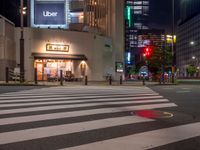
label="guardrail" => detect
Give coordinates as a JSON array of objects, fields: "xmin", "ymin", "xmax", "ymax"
[{"xmin": 5, "ymin": 67, "xmax": 25, "ymax": 83}]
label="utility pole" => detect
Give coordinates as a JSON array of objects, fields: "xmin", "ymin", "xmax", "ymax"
[
  {"xmin": 171, "ymin": 0, "xmax": 175, "ymax": 83},
  {"xmin": 20, "ymin": 0, "xmax": 25, "ymax": 82}
]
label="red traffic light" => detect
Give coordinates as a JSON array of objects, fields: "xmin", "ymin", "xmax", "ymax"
[{"xmin": 144, "ymin": 47, "xmax": 152, "ymax": 58}]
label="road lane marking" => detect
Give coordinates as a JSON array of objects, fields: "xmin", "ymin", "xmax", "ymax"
[
  {"xmin": 64, "ymin": 122, "xmax": 200, "ymax": 150},
  {"xmin": 0, "ymin": 94, "xmax": 160, "ymax": 102},
  {"xmin": 0, "ymin": 103, "xmax": 177, "ymax": 117},
  {"xmin": 0, "ymin": 100, "xmax": 173, "ymax": 126},
  {"xmin": 0, "ymin": 92, "xmax": 157, "ymax": 98},
  {"xmin": 0, "ymin": 116, "xmax": 154, "ymax": 145},
  {"xmin": 0, "ymin": 97, "xmax": 165, "ymax": 107}
]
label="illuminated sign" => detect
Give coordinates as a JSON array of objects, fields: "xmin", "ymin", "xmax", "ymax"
[
  {"xmin": 126, "ymin": 52, "xmax": 132, "ymax": 65},
  {"xmin": 43, "ymin": 11, "xmax": 58, "ymax": 17},
  {"xmin": 46, "ymin": 44, "xmax": 69, "ymax": 52},
  {"xmin": 166, "ymin": 35, "xmax": 176, "ymax": 44},
  {"xmin": 34, "ymin": 2, "xmax": 65, "ymax": 25},
  {"xmin": 126, "ymin": 6, "xmax": 132, "ymax": 27},
  {"xmin": 30, "ymin": 0, "xmax": 70, "ymax": 28},
  {"xmin": 116, "ymin": 62, "xmax": 124, "ymax": 73}
]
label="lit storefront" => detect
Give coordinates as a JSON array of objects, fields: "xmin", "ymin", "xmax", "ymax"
[
  {"xmin": 31, "ymin": 43, "xmax": 87, "ymax": 81},
  {"xmin": 33, "ymin": 52, "xmax": 87, "ymax": 81}
]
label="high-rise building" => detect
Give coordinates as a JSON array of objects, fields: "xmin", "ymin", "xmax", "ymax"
[
  {"xmin": 177, "ymin": 0, "xmax": 200, "ymax": 77},
  {"xmin": 124, "ymin": 0, "xmax": 149, "ymax": 75},
  {"xmin": 180, "ymin": 0, "xmax": 200, "ymax": 22}
]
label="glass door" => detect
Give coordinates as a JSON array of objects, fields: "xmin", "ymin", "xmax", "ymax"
[{"xmin": 36, "ymin": 63, "xmax": 44, "ymax": 81}]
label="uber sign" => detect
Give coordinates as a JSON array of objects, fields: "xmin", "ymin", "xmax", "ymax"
[
  {"xmin": 43, "ymin": 11, "xmax": 58, "ymax": 17},
  {"xmin": 34, "ymin": 2, "xmax": 65, "ymax": 25}
]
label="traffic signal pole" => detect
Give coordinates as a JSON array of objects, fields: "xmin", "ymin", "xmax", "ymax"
[{"xmin": 171, "ymin": 0, "xmax": 175, "ymax": 83}]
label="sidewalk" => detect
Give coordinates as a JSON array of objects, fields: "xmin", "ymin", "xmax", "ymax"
[
  {"xmin": 177, "ymin": 79, "xmax": 200, "ymax": 84},
  {"xmin": 0, "ymin": 80, "xmax": 160, "ymax": 87}
]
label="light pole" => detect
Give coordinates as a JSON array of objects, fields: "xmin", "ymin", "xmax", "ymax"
[
  {"xmin": 171, "ymin": 0, "xmax": 175, "ymax": 83},
  {"xmin": 192, "ymin": 56, "xmax": 200, "ymax": 77},
  {"xmin": 20, "ymin": 0, "xmax": 25, "ymax": 82}
]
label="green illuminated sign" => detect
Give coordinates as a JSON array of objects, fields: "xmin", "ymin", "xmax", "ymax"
[{"xmin": 125, "ymin": 6, "xmax": 132, "ymax": 27}]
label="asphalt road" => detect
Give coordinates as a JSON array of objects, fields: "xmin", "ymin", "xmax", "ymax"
[
  {"xmin": 148, "ymin": 84, "xmax": 200, "ymax": 150},
  {"xmin": 149, "ymin": 84, "xmax": 200, "ymax": 121},
  {"xmin": 0, "ymin": 85, "xmax": 199, "ymax": 150},
  {"xmin": 0, "ymin": 86, "xmax": 48, "ymax": 94}
]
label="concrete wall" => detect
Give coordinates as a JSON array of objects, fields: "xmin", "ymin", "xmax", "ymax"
[
  {"xmin": 0, "ymin": 16, "xmax": 16, "ymax": 81},
  {"xmin": 15, "ymin": 28, "xmax": 114, "ymax": 81},
  {"xmin": 110, "ymin": 0, "xmax": 124, "ymax": 80}
]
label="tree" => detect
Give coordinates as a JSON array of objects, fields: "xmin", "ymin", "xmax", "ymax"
[
  {"xmin": 147, "ymin": 46, "xmax": 172, "ymax": 75},
  {"xmin": 186, "ymin": 65, "xmax": 197, "ymax": 77}
]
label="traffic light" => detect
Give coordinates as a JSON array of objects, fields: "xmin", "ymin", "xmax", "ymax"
[{"xmin": 143, "ymin": 47, "xmax": 152, "ymax": 58}]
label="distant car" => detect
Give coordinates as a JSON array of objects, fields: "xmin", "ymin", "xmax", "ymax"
[{"xmin": 139, "ymin": 71, "xmax": 149, "ymax": 79}]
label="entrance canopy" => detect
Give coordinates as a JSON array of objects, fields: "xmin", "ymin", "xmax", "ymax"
[{"xmin": 32, "ymin": 53, "xmax": 87, "ymax": 60}]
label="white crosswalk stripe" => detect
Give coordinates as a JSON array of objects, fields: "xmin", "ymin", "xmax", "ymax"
[
  {"xmin": 0, "ymin": 116, "xmax": 154, "ymax": 145},
  {"xmin": 63, "ymin": 122, "xmax": 200, "ymax": 150},
  {"xmin": 0, "ymin": 86, "xmax": 191, "ymax": 150}
]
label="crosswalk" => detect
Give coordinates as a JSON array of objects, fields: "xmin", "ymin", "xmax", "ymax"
[{"xmin": 0, "ymin": 86, "xmax": 198, "ymax": 150}]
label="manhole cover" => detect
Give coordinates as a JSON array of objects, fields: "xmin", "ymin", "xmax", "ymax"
[{"xmin": 132, "ymin": 110, "xmax": 173, "ymax": 119}]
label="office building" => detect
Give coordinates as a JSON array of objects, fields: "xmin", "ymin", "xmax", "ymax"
[
  {"xmin": 180, "ymin": 0, "xmax": 200, "ymax": 22},
  {"xmin": 124, "ymin": 0, "xmax": 149, "ymax": 75},
  {"xmin": 177, "ymin": 0, "xmax": 200, "ymax": 77}
]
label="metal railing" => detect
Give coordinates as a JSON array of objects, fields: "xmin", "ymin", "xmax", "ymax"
[{"xmin": 5, "ymin": 67, "xmax": 25, "ymax": 83}]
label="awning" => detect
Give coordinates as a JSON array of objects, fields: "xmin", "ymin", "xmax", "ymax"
[{"xmin": 32, "ymin": 53, "xmax": 87, "ymax": 60}]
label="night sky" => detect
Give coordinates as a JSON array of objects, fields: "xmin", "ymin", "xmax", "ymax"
[
  {"xmin": 0, "ymin": 0, "xmax": 180, "ymax": 32},
  {"xmin": 149, "ymin": 0, "xmax": 180, "ymax": 33},
  {"xmin": 0, "ymin": 0, "xmax": 20, "ymax": 23}
]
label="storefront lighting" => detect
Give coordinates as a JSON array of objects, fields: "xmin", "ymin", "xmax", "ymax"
[{"xmin": 81, "ymin": 61, "xmax": 86, "ymax": 65}]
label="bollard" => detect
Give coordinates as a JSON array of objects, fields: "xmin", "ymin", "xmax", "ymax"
[
  {"xmin": 5, "ymin": 67, "xmax": 9, "ymax": 83},
  {"xmin": 85, "ymin": 76, "xmax": 88, "ymax": 85},
  {"xmin": 142, "ymin": 75, "xmax": 145, "ymax": 86},
  {"xmin": 109, "ymin": 76, "xmax": 112, "ymax": 85},
  {"xmin": 60, "ymin": 70, "xmax": 63, "ymax": 86},
  {"xmin": 120, "ymin": 75, "xmax": 123, "ymax": 85},
  {"xmin": 34, "ymin": 68, "xmax": 38, "ymax": 85}
]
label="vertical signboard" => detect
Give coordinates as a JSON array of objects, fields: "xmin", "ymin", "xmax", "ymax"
[{"xmin": 115, "ymin": 62, "xmax": 124, "ymax": 73}]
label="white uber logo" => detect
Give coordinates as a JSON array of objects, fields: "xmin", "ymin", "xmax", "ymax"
[{"xmin": 43, "ymin": 11, "xmax": 58, "ymax": 17}]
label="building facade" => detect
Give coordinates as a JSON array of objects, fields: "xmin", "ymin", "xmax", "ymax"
[
  {"xmin": 177, "ymin": 14, "xmax": 200, "ymax": 77},
  {"xmin": 180, "ymin": 0, "xmax": 200, "ymax": 22},
  {"xmin": 137, "ymin": 29, "xmax": 165, "ymax": 63},
  {"xmin": 0, "ymin": 15, "xmax": 16, "ymax": 81},
  {"xmin": 124, "ymin": 0, "xmax": 149, "ymax": 76},
  {"xmin": 13, "ymin": 0, "xmax": 124, "ymax": 82},
  {"xmin": 177, "ymin": 0, "xmax": 200, "ymax": 77}
]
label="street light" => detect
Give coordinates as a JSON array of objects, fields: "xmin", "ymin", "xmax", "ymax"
[
  {"xmin": 190, "ymin": 41, "xmax": 195, "ymax": 46},
  {"xmin": 191, "ymin": 56, "xmax": 200, "ymax": 77},
  {"xmin": 20, "ymin": 0, "xmax": 26, "ymax": 82},
  {"xmin": 171, "ymin": 0, "xmax": 175, "ymax": 83},
  {"xmin": 192, "ymin": 56, "xmax": 196, "ymax": 60}
]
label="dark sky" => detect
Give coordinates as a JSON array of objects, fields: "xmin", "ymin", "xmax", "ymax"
[
  {"xmin": 149, "ymin": 0, "xmax": 180, "ymax": 33},
  {"xmin": 0, "ymin": 0, "xmax": 21, "ymax": 25},
  {"xmin": 0, "ymin": 0, "xmax": 180, "ymax": 32}
]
